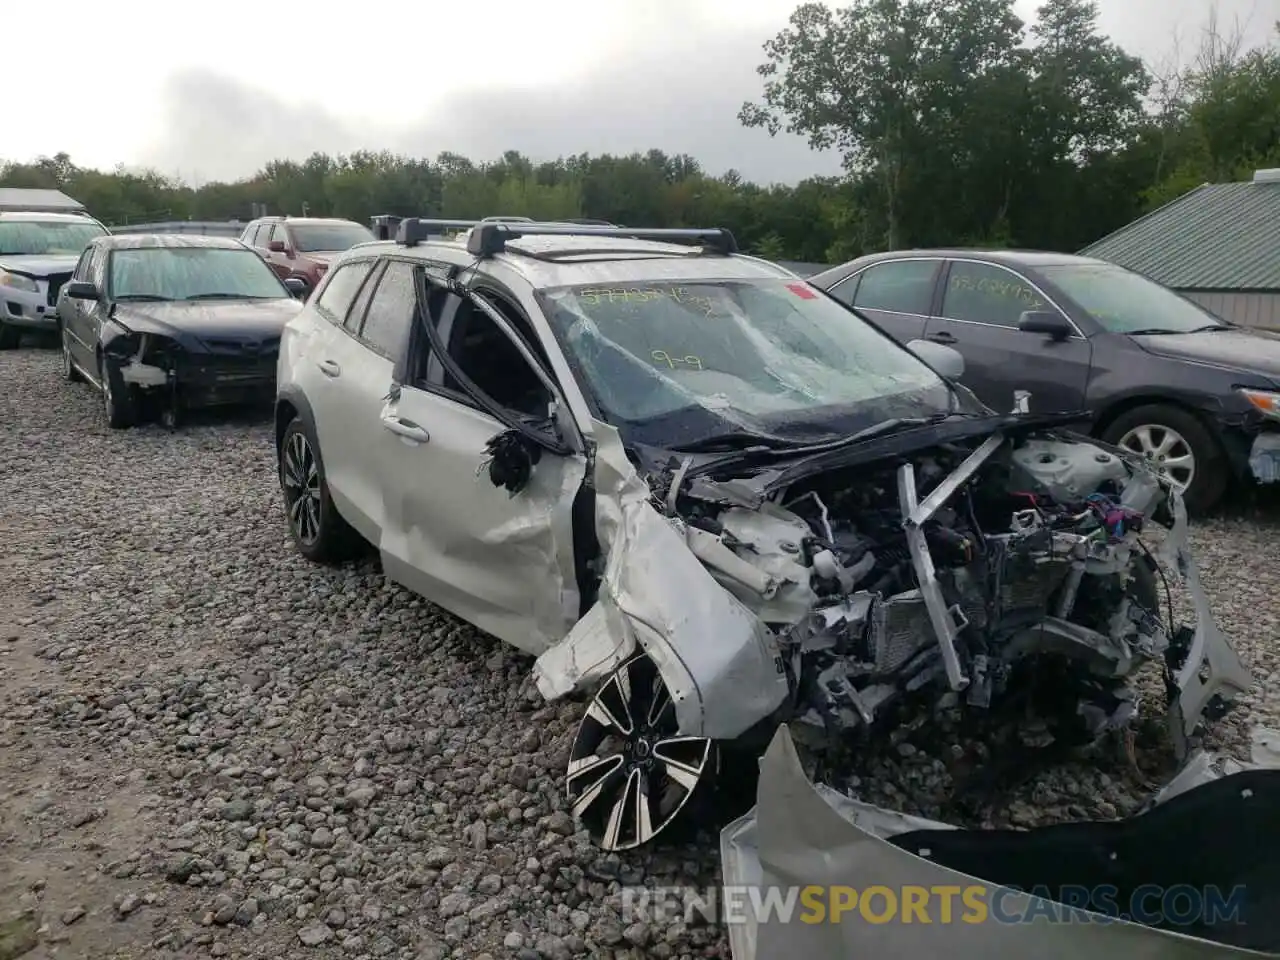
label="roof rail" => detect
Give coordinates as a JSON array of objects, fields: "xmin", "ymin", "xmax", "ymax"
[
  {"xmin": 394, "ymin": 218, "xmax": 482, "ymax": 247},
  {"xmin": 461, "ymin": 222, "xmax": 738, "ymax": 257}
]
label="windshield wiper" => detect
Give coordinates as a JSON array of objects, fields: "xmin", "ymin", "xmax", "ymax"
[
  {"xmin": 114, "ymin": 294, "xmax": 173, "ymax": 302},
  {"xmin": 670, "ymin": 431, "xmax": 832, "ymax": 453},
  {"xmin": 1188, "ymin": 324, "xmax": 1230, "ymax": 333},
  {"xmin": 184, "ymin": 293, "xmax": 259, "ymax": 301},
  {"xmin": 1126, "ymin": 328, "xmax": 1183, "ymax": 335}
]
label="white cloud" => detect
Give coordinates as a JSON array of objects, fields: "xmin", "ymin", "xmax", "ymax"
[{"xmin": 6, "ymin": 0, "xmax": 1275, "ymax": 184}]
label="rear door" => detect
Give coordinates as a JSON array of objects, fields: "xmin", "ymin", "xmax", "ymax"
[
  {"xmin": 375, "ymin": 270, "xmax": 586, "ymax": 655},
  {"xmin": 825, "ymin": 258, "xmax": 941, "ymax": 344},
  {"xmin": 925, "ymin": 259, "xmax": 1093, "ymax": 414},
  {"xmin": 298, "ymin": 257, "xmax": 385, "ymax": 540}
]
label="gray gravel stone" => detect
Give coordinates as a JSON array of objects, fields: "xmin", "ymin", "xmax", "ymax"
[{"xmin": 1, "ymin": 345, "xmax": 1277, "ymax": 959}]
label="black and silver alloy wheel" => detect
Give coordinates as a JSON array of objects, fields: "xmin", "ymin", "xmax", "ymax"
[
  {"xmin": 282, "ymin": 430, "xmax": 322, "ymax": 545},
  {"xmin": 567, "ymin": 653, "xmax": 715, "ymax": 851}
]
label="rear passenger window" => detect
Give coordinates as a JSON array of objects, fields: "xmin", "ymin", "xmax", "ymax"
[
  {"xmin": 241, "ymin": 224, "xmax": 260, "ymax": 246},
  {"xmin": 358, "ymin": 261, "xmax": 416, "ymax": 358},
  {"xmin": 314, "ymin": 261, "xmax": 373, "ymax": 326},
  {"xmin": 853, "ymin": 260, "xmax": 938, "ymax": 315}
]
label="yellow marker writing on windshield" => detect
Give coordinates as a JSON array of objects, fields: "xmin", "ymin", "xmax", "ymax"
[{"xmin": 651, "ymin": 350, "xmax": 703, "ymax": 370}]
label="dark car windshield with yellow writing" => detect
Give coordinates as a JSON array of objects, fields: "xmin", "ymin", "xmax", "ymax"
[{"xmin": 537, "ymin": 279, "xmax": 957, "ymax": 441}]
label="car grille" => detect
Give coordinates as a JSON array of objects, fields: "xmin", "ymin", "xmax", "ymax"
[
  {"xmin": 192, "ymin": 336, "xmax": 280, "ymax": 383},
  {"xmin": 45, "ymin": 273, "xmax": 72, "ymax": 306}
]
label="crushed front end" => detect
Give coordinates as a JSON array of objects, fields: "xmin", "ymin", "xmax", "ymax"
[
  {"xmin": 536, "ymin": 416, "xmax": 1252, "ymax": 849},
  {"xmin": 100, "ymin": 316, "xmax": 279, "ymax": 425}
]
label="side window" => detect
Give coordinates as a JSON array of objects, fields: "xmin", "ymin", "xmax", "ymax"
[
  {"xmin": 357, "ymin": 261, "xmax": 416, "ymax": 358},
  {"xmin": 89, "ymin": 247, "xmax": 109, "ymax": 288},
  {"xmin": 313, "ymin": 261, "xmax": 373, "ymax": 326},
  {"xmin": 249, "ymin": 224, "xmax": 264, "ymax": 247},
  {"xmin": 942, "ymin": 262, "xmax": 1048, "ymax": 328},
  {"xmin": 72, "ymin": 248, "xmax": 93, "ymax": 281},
  {"xmin": 441, "ymin": 295, "xmax": 553, "ymax": 419},
  {"xmin": 239, "ymin": 224, "xmax": 256, "ymax": 246},
  {"xmin": 344, "ymin": 260, "xmax": 385, "ymax": 333},
  {"xmin": 827, "ymin": 272, "xmax": 861, "ymax": 308},
  {"xmin": 852, "ymin": 260, "xmax": 938, "ymax": 315}
]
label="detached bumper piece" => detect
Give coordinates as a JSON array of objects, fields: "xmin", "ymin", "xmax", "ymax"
[{"xmin": 721, "ymin": 725, "xmax": 1280, "ymax": 960}]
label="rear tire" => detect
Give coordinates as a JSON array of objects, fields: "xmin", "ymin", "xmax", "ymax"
[
  {"xmin": 278, "ymin": 416, "xmax": 361, "ymax": 564},
  {"xmin": 61, "ymin": 326, "xmax": 83, "ymax": 383},
  {"xmin": 1100, "ymin": 403, "xmax": 1227, "ymax": 513}
]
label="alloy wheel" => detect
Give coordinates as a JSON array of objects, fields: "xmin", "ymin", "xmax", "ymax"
[
  {"xmin": 566, "ymin": 653, "xmax": 714, "ymax": 851},
  {"xmin": 282, "ymin": 431, "xmax": 322, "ymax": 545},
  {"xmin": 62, "ymin": 332, "xmax": 73, "ymax": 378},
  {"xmin": 1117, "ymin": 423, "xmax": 1195, "ymax": 494}
]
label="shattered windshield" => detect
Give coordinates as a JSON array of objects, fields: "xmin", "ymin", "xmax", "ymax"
[
  {"xmin": 538, "ymin": 279, "xmax": 958, "ymax": 443},
  {"xmin": 108, "ymin": 247, "xmax": 290, "ymax": 301},
  {"xmin": 0, "ymin": 219, "xmax": 107, "ymax": 256}
]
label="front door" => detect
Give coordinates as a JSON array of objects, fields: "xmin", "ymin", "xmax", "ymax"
[
  {"xmin": 925, "ymin": 260, "xmax": 1093, "ymax": 415},
  {"xmin": 65, "ymin": 244, "xmax": 109, "ymax": 375},
  {"xmin": 376, "ymin": 283, "xmax": 586, "ymax": 655}
]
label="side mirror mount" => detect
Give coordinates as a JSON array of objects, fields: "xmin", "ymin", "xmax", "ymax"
[
  {"xmin": 1018, "ymin": 310, "xmax": 1072, "ymax": 340},
  {"xmin": 283, "ymin": 277, "xmax": 307, "ymax": 299},
  {"xmin": 268, "ymin": 240, "xmax": 287, "ymax": 254},
  {"xmin": 65, "ymin": 280, "xmax": 100, "ymax": 301},
  {"xmin": 907, "ymin": 339, "xmax": 965, "ymax": 380}
]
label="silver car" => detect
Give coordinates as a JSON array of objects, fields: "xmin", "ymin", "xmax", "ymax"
[
  {"xmin": 274, "ymin": 220, "xmax": 1250, "ymax": 852},
  {"xmin": 0, "ymin": 211, "xmax": 109, "ymax": 348}
]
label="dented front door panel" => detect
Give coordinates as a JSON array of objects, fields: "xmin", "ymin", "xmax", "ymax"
[{"xmin": 376, "ymin": 383, "xmax": 586, "ymax": 656}]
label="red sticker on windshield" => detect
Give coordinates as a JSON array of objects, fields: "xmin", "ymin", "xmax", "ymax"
[{"xmin": 787, "ymin": 283, "xmax": 817, "ymax": 299}]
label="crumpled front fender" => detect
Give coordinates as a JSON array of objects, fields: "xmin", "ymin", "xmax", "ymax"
[{"xmin": 532, "ymin": 423, "xmax": 789, "ymax": 741}]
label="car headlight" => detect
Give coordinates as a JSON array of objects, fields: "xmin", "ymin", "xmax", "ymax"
[
  {"xmin": 1240, "ymin": 388, "xmax": 1280, "ymax": 421},
  {"xmin": 0, "ymin": 270, "xmax": 39, "ymax": 294}
]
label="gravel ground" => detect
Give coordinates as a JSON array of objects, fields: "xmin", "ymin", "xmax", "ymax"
[{"xmin": 1, "ymin": 341, "xmax": 1278, "ymax": 960}]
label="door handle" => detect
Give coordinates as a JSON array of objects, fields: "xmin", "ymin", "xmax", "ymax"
[
  {"xmin": 317, "ymin": 359, "xmax": 341, "ymax": 378},
  {"xmin": 927, "ymin": 332, "xmax": 958, "ymax": 345},
  {"xmin": 380, "ymin": 414, "xmax": 430, "ymax": 443}
]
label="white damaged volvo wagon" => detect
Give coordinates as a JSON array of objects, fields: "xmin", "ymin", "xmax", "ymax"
[{"xmin": 274, "ymin": 219, "xmax": 1251, "ymax": 853}]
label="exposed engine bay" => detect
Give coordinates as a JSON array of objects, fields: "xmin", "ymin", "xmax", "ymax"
[{"xmin": 647, "ymin": 428, "xmax": 1243, "ymax": 758}]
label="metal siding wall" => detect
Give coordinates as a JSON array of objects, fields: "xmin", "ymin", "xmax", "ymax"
[{"xmin": 1182, "ymin": 290, "xmax": 1280, "ymax": 331}]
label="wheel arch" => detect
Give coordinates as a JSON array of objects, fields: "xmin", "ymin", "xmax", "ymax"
[{"xmin": 1092, "ymin": 393, "xmax": 1222, "ymax": 447}]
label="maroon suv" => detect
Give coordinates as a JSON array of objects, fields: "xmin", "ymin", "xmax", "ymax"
[{"xmin": 239, "ymin": 217, "xmax": 375, "ymax": 298}]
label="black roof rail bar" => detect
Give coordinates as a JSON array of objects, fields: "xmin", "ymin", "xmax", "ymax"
[
  {"xmin": 465, "ymin": 223, "xmax": 738, "ymax": 257},
  {"xmin": 395, "ymin": 218, "xmax": 482, "ymax": 247}
]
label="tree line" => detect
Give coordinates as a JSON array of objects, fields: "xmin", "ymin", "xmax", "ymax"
[{"xmin": 2, "ymin": 0, "xmax": 1277, "ymax": 265}]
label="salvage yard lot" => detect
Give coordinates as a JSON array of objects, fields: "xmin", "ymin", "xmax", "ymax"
[{"xmin": 1, "ymin": 342, "xmax": 1279, "ymax": 960}]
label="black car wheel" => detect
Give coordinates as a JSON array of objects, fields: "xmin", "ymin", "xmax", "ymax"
[
  {"xmin": 278, "ymin": 417, "xmax": 360, "ymax": 563},
  {"xmin": 99, "ymin": 357, "xmax": 136, "ymax": 429},
  {"xmin": 61, "ymin": 326, "xmax": 83, "ymax": 383},
  {"xmin": 566, "ymin": 653, "xmax": 717, "ymax": 851},
  {"xmin": 0, "ymin": 323, "xmax": 19, "ymax": 350},
  {"xmin": 1101, "ymin": 403, "xmax": 1227, "ymax": 513}
]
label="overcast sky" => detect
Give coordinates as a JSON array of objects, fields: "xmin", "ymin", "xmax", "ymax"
[{"xmin": 6, "ymin": 0, "xmax": 1276, "ymax": 186}]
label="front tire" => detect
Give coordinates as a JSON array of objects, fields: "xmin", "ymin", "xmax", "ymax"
[
  {"xmin": 99, "ymin": 357, "xmax": 136, "ymax": 429},
  {"xmin": 0, "ymin": 323, "xmax": 19, "ymax": 350},
  {"xmin": 566, "ymin": 653, "xmax": 717, "ymax": 851},
  {"xmin": 1101, "ymin": 403, "xmax": 1227, "ymax": 513},
  {"xmin": 278, "ymin": 417, "xmax": 360, "ymax": 564}
]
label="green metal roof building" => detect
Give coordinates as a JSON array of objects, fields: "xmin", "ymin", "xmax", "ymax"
[{"xmin": 1079, "ymin": 168, "xmax": 1280, "ymax": 331}]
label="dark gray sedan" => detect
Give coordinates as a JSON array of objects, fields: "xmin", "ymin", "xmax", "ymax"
[{"xmin": 808, "ymin": 250, "xmax": 1280, "ymax": 511}]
